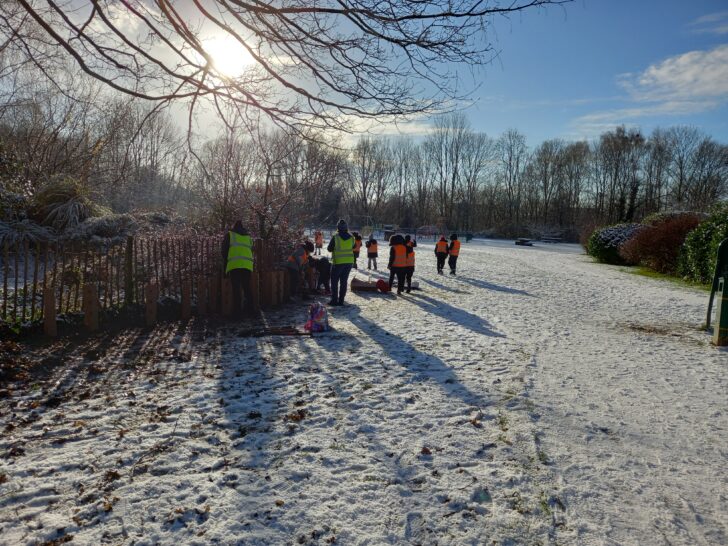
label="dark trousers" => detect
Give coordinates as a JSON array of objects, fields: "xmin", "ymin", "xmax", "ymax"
[
  {"xmin": 288, "ymin": 268, "xmax": 300, "ymax": 297},
  {"xmin": 448, "ymin": 255, "xmax": 459, "ymax": 273},
  {"xmin": 317, "ymin": 269, "xmax": 331, "ymax": 291},
  {"xmin": 230, "ymin": 268, "xmax": 252, "ymax": 317},
  {"xmin": 331, "ymin": 263, "xmax": 353, "ymax": 303},
  {"xmin": 353, "ymin": 252, "xmax": 360, "ymax": 269},
  {"xmin": 389, "ymin": 267, "xmax": 406, "ymax": 293},
  {"xmin": 405, "ymin": 266, "xmax": 414, "ymax": 291},
  {"xmin": 436, "ymin": 253, "xmax": 447, "ymax": 272}
]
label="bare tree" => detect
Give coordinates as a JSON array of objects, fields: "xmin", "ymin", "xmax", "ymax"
[
  {"xmin": 348, "ymin": 136, "xmax": 391, "ymax": 222},
  {"xmin": 1, "ymin": 0, "xmax": 570, "ymax": 134}
]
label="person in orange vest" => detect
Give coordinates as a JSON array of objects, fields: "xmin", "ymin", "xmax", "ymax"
[
  {"xmin": 388, "ymin": 234, "xmax": 410, "ymax": 295},
  {"xmin": 286, "ymin": 240, "xmax": 314, "ymax": 300},
  {"xmin": 314, "ymin": 230, "xmax": 324, "ymax": 255},
  {"xmin": 448, "ymin": 233, "xmax": 461, "ymax": 275},
  {"xmin": 435, "ymin": 235, "xmax": 449, "ymax": 275},
  {"xmin": 404, "ymin": 237, "xmax": 416, "ymax": 293},
  {"xmin": 365, "ymin": 233, "xmax": 378, "ymax": 270},
  {"xmin": 352, "ymin": 232, "xmax": 363, "ymax": 269}
]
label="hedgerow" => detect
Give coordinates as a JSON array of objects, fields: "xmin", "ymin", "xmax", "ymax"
[{"xmin": 587, "ymin": 223, "xmax": 643, "ymax": 265}]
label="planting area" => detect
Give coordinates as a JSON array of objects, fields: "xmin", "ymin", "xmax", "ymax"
[{"xmin": 1, "ymin": 240, "xmax": 726, "ymax": 545}]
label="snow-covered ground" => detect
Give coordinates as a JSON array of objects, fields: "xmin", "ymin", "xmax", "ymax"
[{"xmin": 1, "ymin": 239, "xmax": 726, "ymax": 545}]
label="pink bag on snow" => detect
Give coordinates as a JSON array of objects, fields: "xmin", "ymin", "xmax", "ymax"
[{"xmin": 304, "ymin": 302, "xmax": 329, "ymax": 332}]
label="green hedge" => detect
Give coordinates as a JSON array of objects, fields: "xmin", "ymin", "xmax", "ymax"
[
  {"xmin": 587, "ymin": 223, "xmax": 643, "ymax": 265},
  {"xmin": 679, "ymin": 203, "xmax": 728, "ymax": 284}
]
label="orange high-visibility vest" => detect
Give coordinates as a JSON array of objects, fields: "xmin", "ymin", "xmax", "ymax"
[
  {"xmin": 287, "ymin": 249, "xmax": 309, "ymax": 267},
  {"xmin": 436, "ymin": 240, "xmax": 448, "ymax": 253},
  {"xmin": 392, "ymin": 245, "xmax": 407, "ymax": 267},
  {"xmin": 406, "ymin": 248, "xmax": 415, "ymax": 267},
  {"xmin": 368, "ymin": 242, "xmax": 378, "ymax": 254},
  {"xmin": 450, "ymin": 240, "xmax": 461, "ymax": 256},
  {"xmin": 315, "ymin": 232, "xmax": 323, "ymax": 246},
  {"xmin": 354, "ymin": 239, "xmax": 362, "ymax": 252}
]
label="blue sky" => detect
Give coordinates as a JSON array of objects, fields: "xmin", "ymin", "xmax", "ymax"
[{"xmin": 453, "ymin": 0, "xmax": 728, "ymax": 145}]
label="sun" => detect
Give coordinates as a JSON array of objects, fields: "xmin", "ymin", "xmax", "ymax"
[{"xmin": 203, "ymin": 34, "xmax": 254, "ymax": 78}]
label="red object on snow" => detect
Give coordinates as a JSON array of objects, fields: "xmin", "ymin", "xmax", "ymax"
[{"xmin": 376, "ymin": 279, "xmax": 390, "ymax": 293}]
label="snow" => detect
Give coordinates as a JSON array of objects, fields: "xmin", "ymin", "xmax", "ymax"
[{"xmin": 1, "ymin": 239, "xmax": 726, "ymax": 545}]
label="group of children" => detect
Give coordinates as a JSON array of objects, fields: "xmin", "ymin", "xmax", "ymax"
[
  {"xmin": 305, "ymin": 228, "xmax": 462, "ymax": 300},
  {"xmin": 224, "ymin": 222, "xmax": 464, "ymax": 315}
]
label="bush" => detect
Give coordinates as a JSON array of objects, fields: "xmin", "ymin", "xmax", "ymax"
[
  {"xmin": 63, "ymin": 214, "xmax": 138, "ymax": 246},
  {"xmin": 0, "ymin": 188, "xmax": 30, "ymax": 222},
  {"xmin": 587, "ymin": 223, "xmax": 643, "ymax": 265},
  {"xmin": 32, "ymin": 177, "xmax": 110, "ymax": 231},
  {"xmin": 679, "ymin": 203, "xmax": 728, "ymax": 284},
  {"xmin": 0, "ymin": 219, "xmax": 55, "ymax": 247},
  {"xmin": 619, "ymin": 213, "xmax": 703, "ymax": 275}
]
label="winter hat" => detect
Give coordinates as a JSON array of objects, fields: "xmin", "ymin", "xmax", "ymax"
[
  {"xmin": 450, "ymin": 233, "xmax": 458, "ymax": 240},
  {"xmin": 304, "ymin": 241, "xmax": 315, "ymax": 253},
  {"xmin": 337, "ymin": 219, "xmax": 348, "ymax": 231}
]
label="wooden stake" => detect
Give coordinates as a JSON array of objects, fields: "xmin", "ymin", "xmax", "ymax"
[
  {"xmin": 82, "ymin": 283, "xmax": 99, "ymax": 332},
  {"xmin": 31, "ymin": 243, "xmax": 40, "ymax": 320},
  {"xmin": 2, "ymin": 241, "xmax": 8, "ymax": 321},
  {"xmin": 21, "ymin": 240, "xmax": 29, "ymax": 322},
  {"xmin": 43, "ymin": 286, "xmax": 57, "ymax": 337},
  {"xmin": 196, "ymin": 276, "xmax": 208, "ymax": 316},
  {"xmin": 145, "ymin": 282, "xmax": 159, "ymax": 327},
  {"xmin": 221, "ymin": 276, "xmax": 233, "ymax": 317},
  {"xmin": 181, "ymin": 280, "xmax": 192, "ymax": 320},
  {"xmin": 124, "ymin": 236, "xmax": 133, "ymax": 307}
]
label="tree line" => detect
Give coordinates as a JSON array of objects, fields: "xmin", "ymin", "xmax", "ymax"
[{"xmin": 1, "ymin": 63, "xmax": 726, "ymax": 240}]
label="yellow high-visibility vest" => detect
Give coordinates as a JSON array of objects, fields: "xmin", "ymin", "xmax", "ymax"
[
  {"xmin": 332, "ymin": 234, "xmax": 354, "ymax": 265},
  {"xmin": 226, "ymin": 232, "xmax": 254, "ymax": 273}
]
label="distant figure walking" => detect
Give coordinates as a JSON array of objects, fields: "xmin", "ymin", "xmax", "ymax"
[
  {"xmin": 405, "ymin": 238, "xmax": 415, "ymax": 293},
  {"xmin": 221, "ymin": 220, "xmax": 254, "ymax": 318},
  {"xmin": 314, "ymin": 230, "xmax": 324, "ymax": 255},
  {"xmin": 448, "ymin": 233, "xmax": 461, "ymax": 275},
  {"xmin": 435, "ymin": 235, "xmax": 449, "ymax": 275},
  {"xmin": 353, "ymin": 232, "xmax": 363, "ymax": 269},
  {"xmin": 365, "ymin": 234, "xmax": 378, "ymax": 270},
  {"xmin": 388, "ymin": 234, "xmax": 409, "ymax": 295},
  {"xmin": 327, "ymin": 219, "xmax": 355, "ymax": 306}
]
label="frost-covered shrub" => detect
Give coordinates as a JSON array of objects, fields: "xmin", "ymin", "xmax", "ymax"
[
  {"xmin": 63, "ymin": 214, "xmax": 138, "ymax": 246},
  {"xmin": 619, "ymin": 213, "xmax": 703, "ymax": 275},
  {"xmin": 0, "ymin": 188, "xmax": 30, "ymax": 221},
  {"xmin": 133, "ymin": 211, "xmax": 171, "ymax": 227},
  {"xmin": 32, "ymin": 177, "xmax": 110, "ymax": 231},
  {"xmin": 587, "ymin": 223, "xmax": 643, "ymax": 265},
  {"xmin": 0, "ymin": 219, "xmax": 55, "ymax": 247},
  {"xmin": 679, "ymin": 203, "xmax": 728, "ymax": 284}
]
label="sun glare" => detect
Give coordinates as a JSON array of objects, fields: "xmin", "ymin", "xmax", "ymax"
[{"xmin": 203, "ymin": 34, "xmax": 254, "ymax": 78}]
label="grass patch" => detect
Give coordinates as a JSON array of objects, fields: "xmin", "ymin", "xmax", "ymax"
[{"xmin": 624, "ymin": 267, "xmax": 710, "ymax": 291}]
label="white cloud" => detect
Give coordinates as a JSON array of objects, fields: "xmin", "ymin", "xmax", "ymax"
[
  {"xmin": 689, "ymin": 11, "xmax": 728, "ymax": 35},
  {"xmin": 570, "ymin": 45, "xmax": 728, "ymax": 138}
]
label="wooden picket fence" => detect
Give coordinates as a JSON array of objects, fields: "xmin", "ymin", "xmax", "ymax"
[{"xmin": 1, "ymin": 234, "xmax": 294, "ymax": 335}]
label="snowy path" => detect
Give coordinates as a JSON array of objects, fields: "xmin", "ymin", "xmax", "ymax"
[{"xmin": 1, "ymin": 240, "xmax": 726, "ymax": 545}]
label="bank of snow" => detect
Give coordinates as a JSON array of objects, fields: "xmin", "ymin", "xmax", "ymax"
[{"xmin": 1, "ymin": 239, "xmax": 725, "ymax": 545}]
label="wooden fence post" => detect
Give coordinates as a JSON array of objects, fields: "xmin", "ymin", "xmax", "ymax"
[
  {"xmin": 82, "ymin": 283, "xmax": 99, "ymax": 332},
  {"xmin": 43, "ymin": 287, "xmax": 57, "ymax": 337},
  {"xmin": 251, "ymin": 271, "xmax": 260, "ymax": 312},
  {"xmin": 221, "ymin": 276, "xmax": 233, "ymax": 317},
  {"xmin": 208, "ymin": 275, "xmax": 220, "ymax": 314},
  {"xmin": 181, "ymin": 280, "xmax": 192, "ymax": 320},
  {"xmin": 145, "ymin": 282, "xmax": 159, "ymax": 327},
  {"xmin": 124, "ymin": 236, "xmax": 134, "ymax": 306},
  {"xmin": 196, "ymin": 276, "xmax": 208, "ymax": 316}
]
